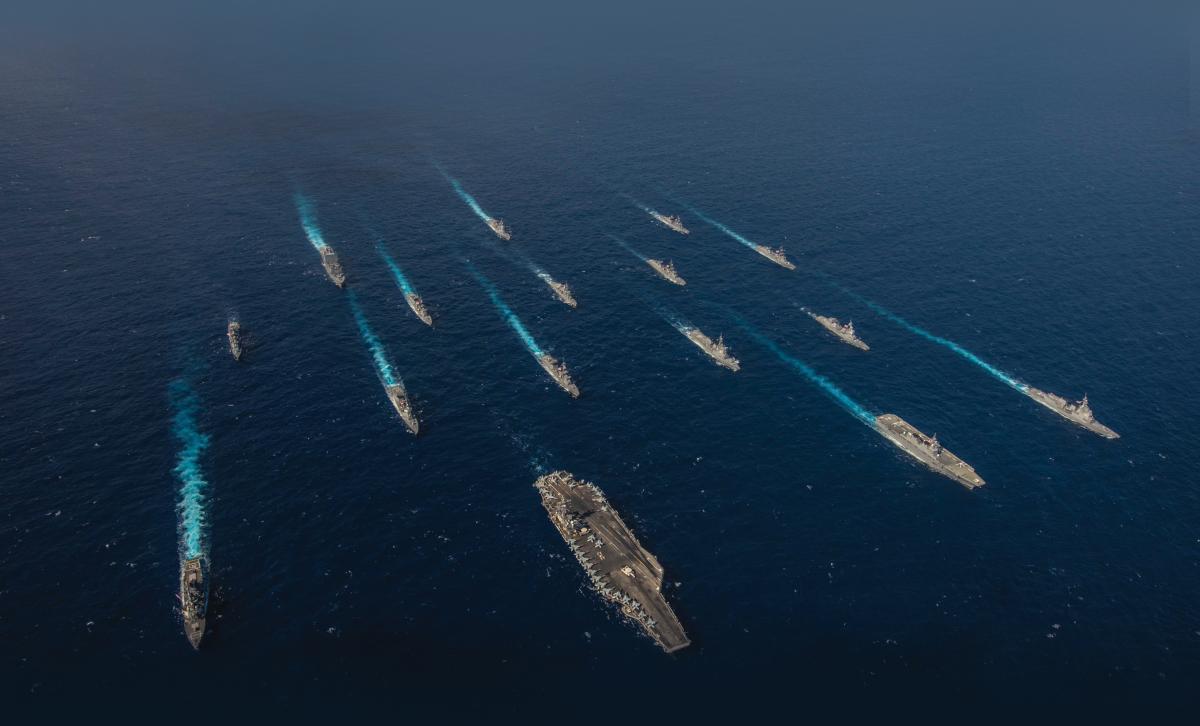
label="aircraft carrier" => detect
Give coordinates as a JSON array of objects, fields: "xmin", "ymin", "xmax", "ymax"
[
  {"xmin": 754, "ymin": 244, "xmax": 796, "ymax": 270},
  {"xmin": 541, "ymin": 275, "xmax": 578, "ymax": 308},
  {"xmin": 1024, "ymin": 388, "xmax": 1118, "ymax": 439},
  {"xmin": 650, "ymin": 211, "xmax": 690, "ymax": 235},
  {"xmin": 386, "ymin": 382, "xmax": 420, "ymax": 435},
  {"xmin": 805, "ymin": 309, "xmax": 869, "ymax": 350},
  {"xmin": 538, "ymin": 354, "xmax": 580, "ymax": 397},
  {"xmin": 647, "ymin": 259, "xmax": 686, "ymax": 286},
  {"xmin": 487, "ymin": 218, "xmax": 512, "ymax": 241},
  {"xmin": 227, "ymin": 320, "xmax": 243, "ymax": 361},
  {"xmin": 319, "ymin": 246, "xmax": 347, "ymax": 287},
  {"xmin": 180, "ymin": 556, "xmax": 208, "ymax": 650},
  {"xmin": 405, "ymin": 293, "xmax": 433, "ymax": 327},
  {"xmin": 874, "ymin": 414, "xmax": 985, "ymax": 490},
  {"xmin": 683, "ymin": 327, "xmax": 740, "ymax": 371},
  {"xmin": 535, "ymin": 471, "xmax": 690, "ymax": 653}
]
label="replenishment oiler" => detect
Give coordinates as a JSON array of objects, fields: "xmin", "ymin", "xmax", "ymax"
[
  {"xmin": 647, "ymin": 259, "xmax": 686, "ymax": 286},
  {"xmin": 180, "ymin": 556, "xmax": 209, "ymax": 650},
  {"xmin": 535, "ymin": 471, "xmax": 690, "ymax": 653},
  {"xmin": 227, "ymin": 320, "xmax": 243, "ymax": 361},
  {"xmin": 386, "ymin": 382, "xmax": 420, "ymax": 435},
  {"xmin": 487, "ymin": 218, "xmax": 512, "ymax": 241},
  {"xmin": 538, "ymin": 353, "xmax": 580, "ymax": 397},
  {"xmin": 405, "ymin": 293, "xmax": 433, "ymax": 327},
  {"xmin": 1024, "ymin": 389, "xmax": 1118, "ymax": 439},
  {"xmin": 874, "ymin": 414, "xmax": 985, "ymax": 490},
  {"xmin": 320, "ymin": 246, "xmax": 347, "ymax": 287},
  {"xmin": 754, "ymin": 244, "xmax": 796, "ymax": 270},
  {"xmin": 650, "ymin": 211, "xmax": 690, "ymax": 235},
  {"xmin": 804, "ymin": 309, "xmax": 869, "ymax": 351},
  {"xmin": 683, "ymin": 326, "xmax": 740, "ymax": 371}
]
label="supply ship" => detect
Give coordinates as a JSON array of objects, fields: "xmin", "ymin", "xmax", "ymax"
[
  {"xmin": 1024, "ymin": 388, "xmax": 1118, "ymax": 439},
  {"xmin": 405, "ymin": 292, "xmax": 433, "ymax": 327},
  {"xmin": 227, "ymin": 321, "xmax": 243, "ymax": 361},
  {"xmin": 487, "ymin": 218, "xmax": 512, "ymax": 241},
  {"xmin": 647, "ymin": 259, "xmax": 686, "ymax": 286},
  {"xmin": 180, "ymin": 556, "xmax": 209, "ymax": 650},
  {"xmin": 540, "ymin": 274, "xmax": 578, "ymax": 308},
  {"xmin": 320, "ymin": 246, "xmax": 347, "ymax": 287},
  {"xmin": 874, "ymin": 414, "xmax": 985, "ymax": 490},
  {"xmin": 650, "ymin": 211, "xmax": 689, "ymax": 235},
  {"xmin": 682, "ymin": 327, "xmax": 740, "ymax": 371},
  {"xmin": 535, "ymin": 471, "xmax": 690, "ymax": 653},
  {"xmin": 386, "ymin": 382, "xmax": 420, "ymax": 435},
  {"xmin": 805, "ymin": 309, "xmax": 869, "ymax": 351},
  {"xmin": 538, "ymin": 353, "xmax": 580, "ymax": 397},
  {"xmin": 754, "ymin": 244, "xmax": 796, "ymax": 270}
]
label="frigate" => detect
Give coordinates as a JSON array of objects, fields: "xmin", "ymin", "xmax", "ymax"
[
  {"xmin": 538, "ymin": 353, "xmax": 580, "ymax": 397},
  {"xmin": 805, "ymin": 309, "xmax": 869, "ymax": 350},
  {"xmin": 1024, "ymin": 388, "xmax": 1118, "ymax": 439},
  {"xmin": 647, "ymin": 259, "xmax": 686, "ymax": 286},
  {"xmin": 227, "ymin": 320, "xmax": 243, "ymax": 361},
  {"xmin": 754, "ymin": 244, "xmax": 796, "ymax": 270},
  {"xmin": 650, "ymin": 211, "xmax": 689, "ymax": 235},
  {"xmin": 540, "ymin": 275, "xmax": 578, "ymax": 308},
  {"xmin": 319, "ymin": 246, "xmax": 346, "ymax": 287},
  {"xmin": 487, "ymin": 218, "xmax": 512, "ymax": 241},
  {"xmin": 682, "ymin": 327, "xmax": 740, "ymax": 371},
  {"xmin": 875, "ymin": 414, "xmax": 985, "ymax": 490},
  {"xmin": 405, "ymin": 293, "xmax": 433, "ymax": 327},
  {"xmin": 386, "ymin": 382, "xmax": 420, "ymax": 435},
  {"xmin": 180, "ymin": 556, "xmax": 208, "ymax": 650}
]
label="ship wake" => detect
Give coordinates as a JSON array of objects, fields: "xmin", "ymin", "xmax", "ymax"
[
  {"xmin": 169, "ymin": 378, "xmax": 211, "ymax": 561},
  {"xmin": 437, "ymin": 165, "xmax": 493, "ymax": 224},
  {"xmin": 294, "ymin": 192, "xmax": 330, "ymax": 252},
  {"xmin": 348, "ymin": 291, "xmax": 402, "ymax": 388},
  {"xmin": 377, "ymin": 244, "xmax": 416, "ymax": 296},
  {"xmin": 466, "ymin": 262, "xmax": 545, "ymax": 358},
  {"xmin": 607, "ymin": 233, "xmax": 649, "ymax": 263}
]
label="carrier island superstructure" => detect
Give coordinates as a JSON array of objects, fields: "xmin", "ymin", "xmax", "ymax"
[
  {"xmin": 536, "ymin": 471, "xmax": 690, "ymax": 653},
  {"xmin": 874, "ymin": 414, "xmax": 985, "ymax": 490}
]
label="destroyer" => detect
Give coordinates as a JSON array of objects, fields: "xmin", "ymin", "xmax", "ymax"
[
  {"xmin": 535, "ymin": 471, "xmax": 690, "ymax": 653},
  {"xmin": 487, "ymin": 218, "xmax": 512, "ymax": 241},
  {"xmin": 540, "ymin": 275, "xmax": 578, "ymax": 308},
  {"xmin": 227, "ymin": 320, "xmax": 243, "ymax": 361},
  {"xmin": 320, "ymin": 246, "xmax": 346, "ymax": 287},
  {"xmin": 874, "ymin": 414, "xmax": 985, "ymax": 490},
  {"xmin": 386, "ymin": 382, "xmax": 420, "ymax": 435},
  {"xmin": 754, "ymin": 244, "xmax": 796, "ymax": 270},
  {"xmin": 1024, "ymin": 388, "xmax": 1118, "ymax": 439},
  {"xmin": 537, "ymin": 353, "xmax": 580, "ymax": 397},
  {"xmin": 682, "ymin": 326, "xmax": 740, "ymax": 371},
  {"xmin": 180, "ymin": 556, "xmax": 208, "ymax": 650},
  {"xmin": 804, "ymin": 309, "xmax": 868, "ymax": 351},
  {"xmin": 650, "ymin": 211, "xmax": 689, "ymax": 235},
  {"xmin": 405, "ymin": 292, "xmax": 433, "ymax": 327},
  {"xmin": 647, "ymin": 259, "xmax": 686, "ymax": 286}
]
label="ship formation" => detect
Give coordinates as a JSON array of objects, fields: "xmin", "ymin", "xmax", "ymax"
[
  {"xmin": 874, "ymin": 414, "xmax": 985, "ymax": 490},
  {"xmin": 805, "ymin": 309, "xmax": 869, "ymax": 351},
  {"xmin": 226, "ymin": 320, "xmax": 243, "ymax": 361},
  {"xmin": 320, "ymin": 246, "xmax": 347, "ymax": 287},
  {"xmin": 538, "ymin": 353, "xmax": 580, "ymax": 397},
  {"xmin": 647, "ymin": 258, "xmax": 686, "ymax": 286},
  {"xmin": 650, "ymin": 211, "xmax": 690, "ymax": 235},
  {"xmin": 180, "ymin": 556, "xmax": 209, "ymax": 650},
  {"xmin": 535, "ymin": 471, "xmax": 690, "ymax": 653},
  {"xmin": 487, "ymin": 218, "xmax": 512, "ymax": 241},
  {"xmin": 386, "ymin": 382, "xmax": 420, "ymax": 435},
  {"xmin": 405, "ymin": 292, "xmax": 433, "ymax": 327},
  {"xmin": 1024, "ymin": 389, "xmax": 1118, "ymax": 439},
  {"xmin": 754, "ymin": 243, "xmax": 796, "ymax": 270},
  {"xmin": 682, "ymin": 326, "xmax": 740, "ymax": 371}
]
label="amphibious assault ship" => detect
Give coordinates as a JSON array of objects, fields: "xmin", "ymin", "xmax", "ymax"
[
  {"xmin": 805, "ymin": 309, "xmax": 869, "ymax": 351},
  {"xmin": 487, "ymin": 218, "xmax": 512, "ymax": 241},
  {"xmin": 180, "ymin": 556, "xmax": 208, "ymax": 650},
  {"xmin": 754, "ymin": 244, "xmax": 796, "ymax": 270},
  {"xmin": 647, "ymin": 259, "xmax": 686, "ymax": 286},
  {"xmin": 535, "ymin": 471, "xmax": 690, "ymax": 653},
  {"xmin": 319, "ymin": 246, "xmax": 346, "ymax": 287},
  {"xmin": 405, "ymin": 293, "xmax": 433, "ymax": 327},
  {"xmin": 682, "ymin": 327, "xmax": 740, "ymax": 371},
  {"xmin": 541, "ymin": 275, "xmax": 578, "ymax": 308},
  {"xmin": 650, "ymin": 211, "xmax": 689, "ymax": 235},
  {"xmin": 1024, "ymin": 388, "xmax": 1118, "ymax": 439},
  {"xmin": 386, "ymin": 382, "xmax": 420, "ymax": 435},
  {"xmin": 874, "ymin": 414, "xmax": 985, "ymax": 490},
  {"xmin": 538, "ymin": 353, "xmax": 580, "ymax": 397},
  {"xmin": 227, "ymin": 320, "xmax": 243, "ymax": 361}
]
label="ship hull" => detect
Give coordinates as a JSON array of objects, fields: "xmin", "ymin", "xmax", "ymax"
[
  {"xmin": 387, "ymin": 387, "xmax": 419, "ymax": 435},
  {"xmin": 875, "ymin": 414, "xmax": 985, "ymax": 490},
  {"xmin": 180, "ymin": 557, "xmax": 208, "ymax": 650},
  {"xmin": 538, "ymin": 355, "xmax": 580, "ymax": 397},
  {"xmin": 227, "ymin": 325, "xmax": 243, "ymax": 361},
  {"xmin": 320, "ymin": 249, "xmax": 346, "ymax": 287},
  {"xmin": 647, "ymin": 260, "xmax": 686, "ymax": 286},
  {"xmin": 1025, "ymin": 389, "xmax": 1119, "ymax": 439},
  {"xmin": 404, "ymin": 294, "xmax": 433, "ymax": 327},
  {"xmin": 683, "ymin": 330, "xmax": 740, "ymax": 371},
  {"xmin": 754, "ymin": 245, "xmax": 796, "ymax": 270},
  {"xmin": 807, "ymin": 313, "xmax": 869, "ymax": 351}
]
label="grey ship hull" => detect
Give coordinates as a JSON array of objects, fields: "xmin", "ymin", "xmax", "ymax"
[
  {"xmin": 227, "ymin": 323, "xmax": 243, "ymax": 361},
  {"xmin": 875, "ymin": 414, "xmax": 985, "ymax": 490},
  {"xmin": 1024, "ymin": 387, "xmax": 1118, "ymax": 439},
  {"xmin": 806, "ymin": 311, "xmax": 869, "ymax": 351},
  {"xmin": 404, "ymin": 293, "xmax": 433, "ymax": 327},
  {"xmin": 319, "ymin": 247, "xmax": 346, "ymax": 287},
  {"xmin": 683, "ymin": 329, "xmax": 740, "ymax": 371},
  {"xmin": 538, "ymin": 354, "xmax": 580, "ymax": 397},
  {"xmin": 647, "ymin": 259, "xmax": 686, "ymax": 286},
  {"xmin": 386, "ymin": 384, "xmax": 419, "ymax": 435},
  {"xmin": 180, "ymin": 556, "xmax": 208, "ymax": 650}
]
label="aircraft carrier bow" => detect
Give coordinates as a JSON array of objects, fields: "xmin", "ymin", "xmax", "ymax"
[
  {"xmin": 875, "ymin": 414, "xmax": 985, "ymax": 490},
  {"xmin": 535, "ymin": 471, "xmax": 690, "ymax": 653},
  {"xmin": 320, "ymin": 246, "xmax": 347, "ymax": 287},
  {"xmin": 1024, "ymin": 388, "xmax": 1118, "ymax": 439},
  {"xmin": 647, "ymin": 259, "xmax": 686, "ymax": 286}
]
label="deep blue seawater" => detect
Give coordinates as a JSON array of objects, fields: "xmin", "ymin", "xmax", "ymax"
[{"xmin": 2, "ymin": 1, "xmax": 1198, "ymax": 719}]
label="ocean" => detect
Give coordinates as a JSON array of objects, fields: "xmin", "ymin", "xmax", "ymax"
[{"xmin": 2, "ymin": 1, "xmax": 1198, "ymax": 719}]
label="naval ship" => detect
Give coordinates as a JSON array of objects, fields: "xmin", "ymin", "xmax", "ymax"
[
  {"xmin": 1024, "ymin": 388, "xmax": 1118, "ymax": 439},
  {"xmin": 538, "ymin": 353, "xmax": 580, "ymax": 397},
  {"xmin": 487, "ymin": 218, "xmax": 512, "ymax": 241},
  {"xmin": 540, "ymin": 275, "xmax": 578, "ymax": 308},
  {"xmin": 647, "ymin": 258, "xmax": 686, "ymax": 286},
  {"xmin": 535, "ymin": 471, "xmax": 690, "ymax": 653},
  {"xmin": 805, "ymin": 309, "xmax": 869, "ymax": 351},
  {"xmin": 319, "ymin": 246, "xmax": 347, "ymax": 287},
  {"xmin": 405, "ymin": 293, "xmax": 433, "ymax": 327},
  {"xmin": 227, "ymin": 321, "xmax": 243, "ymax": 361},
  {"xmin": 682, "ymin": 327, "xmax": 740, "ymax": 371},
  {"xmin": 180, "ymin": 556, "xmax": 208, "ymax": 650},
  {"xmin": 754, "ymin": 244, "xmax": 796, "ymax": 270},
  {"xmin": 650, "ymin": 211, "xmax": 689, "ymax": 235},
  {"xmin": 386, "ymin": 382, "xmax": 420, "ymax": 435},
  {"xmin": 874, "ymin": 414, "xmax": 985, "ymax": 490}
]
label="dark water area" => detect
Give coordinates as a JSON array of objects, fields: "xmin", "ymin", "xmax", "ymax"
[{"xmin": 2, "ymin": 1, "xmax": 1198, "ymax": 720}]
